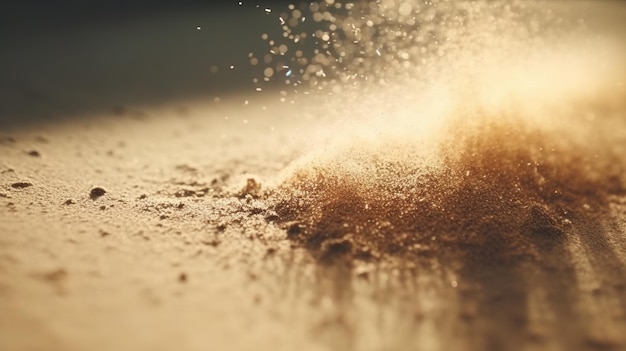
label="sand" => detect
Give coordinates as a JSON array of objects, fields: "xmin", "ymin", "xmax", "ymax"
[
  {"xmin": 2, "ymin": 95, "xmax": 625, "ymax": 351},
  {"xmin": 2, "ymin": 1, "xmax": 626, "ymax": 351}
]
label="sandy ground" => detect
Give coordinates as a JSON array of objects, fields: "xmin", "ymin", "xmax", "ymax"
[
  {"xmin": 0, "ymin": 99, "xmax": 322, "ymax": 351},
  {"xmin": 1, "ymin": 2, "xmax": 626, "ymax": 351},
  {"xmin": 2, "ymin": 97, "xmax": 626, "ymax": 351}
]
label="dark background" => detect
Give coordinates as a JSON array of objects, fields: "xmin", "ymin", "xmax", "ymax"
[
  {"xmin": 0, "ymin": 1, "xmax": 295, "ymax": 37},
  {"xmin": 0, "ymin": 1, "xmax": 300, "ymax": 124}
]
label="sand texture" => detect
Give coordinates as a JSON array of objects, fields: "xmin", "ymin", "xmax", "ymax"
[{"xmin": 1, "ymin": 1, "xmax": 626, "ymax": 351}]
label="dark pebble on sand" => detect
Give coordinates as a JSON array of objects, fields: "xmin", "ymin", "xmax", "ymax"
[
  {"xmin": 89, "ymin": 187, "xmax": 107, "ymax": 199},
  {"xmin": 287, "ymin": 223, "xmax": 303, "ymax": 237},
  {"xmin": 11, "ymin": 182, "xmax": 33, "ymax": 189}
]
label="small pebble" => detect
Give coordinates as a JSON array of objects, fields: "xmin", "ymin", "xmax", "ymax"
[
  {"xmin": 90, "ymin": 187, "xmax": 106, "ymax": 199},
  {"xmin": 11, "ymin": 182, "xmax": 33, "ymax": 189}
]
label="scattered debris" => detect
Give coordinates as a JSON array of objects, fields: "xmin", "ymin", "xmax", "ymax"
[
  {"xmin": 11, "ymin": 182, "xmax": 33, "ymax": 189},
  {"xmin": 238, "ymin": 178, "xmax": 261, "ymax": 198},
  {"xmin": 89, "ymin": 187, "xmax": 107, "ymax": 200},
  {"xmin": 264, "ymin": 212, "xmax": 279, "ymax": 222},
  {"xmin": 202, "ymin": 239, "xmax": 221, "ymax": 247},
  {"xmin": 319, "ymin": 237, "xmax": 353, "ymax": 263},
  {"xmin": 286, "ymin": 223, "xmax": 302, "ymax": 237},
  {"xmin": 174, "ymin": 189, "xmax": 196, "ymax": 198}
]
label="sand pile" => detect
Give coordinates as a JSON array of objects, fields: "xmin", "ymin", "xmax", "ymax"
[
  {"xmin": 247, "ymin": 0, "xmax": 626, "ymax": 265},
  {"xmin": 269, "ymin": 103, "xmax": 625, "ymax": 264}
]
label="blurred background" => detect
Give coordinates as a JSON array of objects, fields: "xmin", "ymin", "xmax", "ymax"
[
  {"xmin": 0, "ymin": 0, "xmax": 297, "ymax": 125},
  {"xmin": 1, "ymin": 1, "xmax": 625, "ymax": 126}
]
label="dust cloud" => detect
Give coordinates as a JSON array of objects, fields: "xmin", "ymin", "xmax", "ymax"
[{"xmin": 252, "ymin": 1, "xmax": 626, "ymax": 265}]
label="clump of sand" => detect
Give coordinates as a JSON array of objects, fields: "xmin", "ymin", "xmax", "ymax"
[
  {"xmin": 245, "ymin": 0, "xmax": 626, "ymax": 266},
  {"xmin": 269, "ymin": 104, "xmax": 625, "ymax": 264}
]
